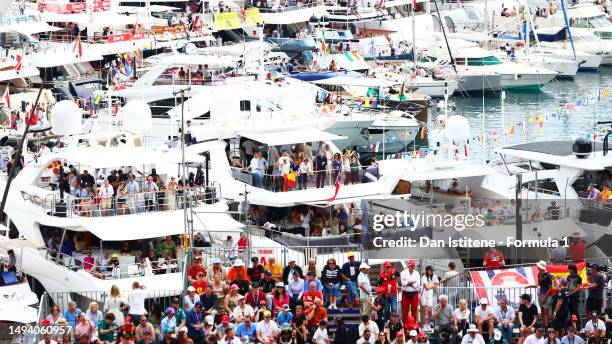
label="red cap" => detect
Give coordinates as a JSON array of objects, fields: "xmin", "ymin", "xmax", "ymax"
[
  {"xmin": 418, "ymin": 332, "xmax": 427, "ymax": 338},
  {"xmin": 230, "ymin": 284, "xmax": 239, "ymax": 291},
  {"xmin": 397, "ymin": 331, "xmax": 404, "ymax": 337},
  {"xmin": 384, "ymin": 261, "xmax": 392, "ymax": 267},
  {"xmin": 572, "ymin": 314, "xmax": 578, "ymax": 321},
  {"xmin": 221, "ymin": 315, "xmax": 230, "ymax": 324},
  {"xmin": 40, "ymin": 319, "xmax": 51, "ymax": 326},
  {"xmin": 408, "ymin": 259, "xmax": 416, "ymax": 266}
]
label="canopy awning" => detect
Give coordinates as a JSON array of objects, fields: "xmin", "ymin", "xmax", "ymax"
[
  {"xmin": 76, "ymin": 203, "xmax": 243, "ymax": 241},
  {"xmin": 0, "ymin": 66, "xmax": 39, "ymax": 82},
  {"xmin": 313, "ymin": 76, "xmax": 398, "ymax": 87},
  {"xmin": 51, "ymin": 147, "xmax": 202, "ymax": 168},
  {"xmin": 402, "ymin": 163, "xmax": 495, "ymax": 182},
  {"xmin": 0, "ymin": 306, "xmax": 38, "ymax": 323},
  {"xmin": 260, "ymin": 7, "xmax": 328, "ymax": 25},
  {"xmin": 8, "ymin": 22, "xmax": 64, "ymax": 35},
  {"xmin": 240, "ymin": 128, "xmax": 347, "ymax": 146}
]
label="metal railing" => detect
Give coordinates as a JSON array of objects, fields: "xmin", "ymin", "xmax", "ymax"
[
  {"xmin": 230, "ymin": 166, "xmax": 375, "ymax": 191},
  {"xmin": 43, "ymin": 248, "xmax": 183, "ymax": 280},
  {"xmin": 41, "ymin": 186, "xmax": 219, "ymax": 218}
]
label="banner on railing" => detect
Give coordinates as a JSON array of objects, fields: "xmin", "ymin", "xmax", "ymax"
[
  {"xmin": 470, "ymin": 266, "xmax": 539, "ymax": 309},
  {"xmin": 244, "ymin": 8, "xmax": 263, "ymax": 26},
  {"xmin": 213, "ymin": 12, "xmax": 240, "ymax": 31},
  {"xmin": 107, "ymin": 32, "xmax": 145, "ymax": 43},
  {"xmin": 39, "ymin": 0, "xmax": 111, "ymax": 14}
]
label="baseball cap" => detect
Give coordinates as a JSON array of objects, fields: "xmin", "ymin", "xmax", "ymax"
[
  {"xmin": 409, "ymin": 330, "xmax": 418, "ymax": 337},
  {"xmin": 360, "ymin": 263, "xmax": 370, "ymax": 269},
  {"xmin": 194, "ymin": 301, "xmax": 202, "ymax": 308},
  {"xmin": 263, "ymin": 310, "xmax": 272, "ymax": 317},
  {"xmin": 418, "ymin": 332, "xmax": 427, "ymax": 338},
  {"xmin": 264, "ymin": 270, "xmax": 272, "ymax": 275},
  {"xmin": 251, "ymin": 257, "xmax": 259, "ymax": 263},
  {"xmin": 112, "ymin": 253, "xmax": 119, "ymax": 258},
  {"xmin": 230, "ymin": 284, "xmax": 239, "ymax": 291},
  {"xmin": 282, "ymin": 304, "xmax": 290, "ymax": 310},
  {"xmin": 397, "ymin": 331, "xmax": 404, "ymax": 337},
  {"xmin": 384, "ymin": 261, "xmax": 392, "ymax": 267},
  {"xmin": 212, "ymin": 257, "xmax": 221, "ymax": 264},
  {"xmin": 187, "ymin": 286, "xmax": 196, "ymax": 292},
  {"xmin": 221, "ymin": 315, "xmax": 230, "ymax": 324},
  {"xmin": 480, "ymin": 298, "xmax": 488, "ymax": 305},
  {"xmin": 408, "ymin": 259, "xmax": 416, "ymax": 266},
  {"xmin": 205, "ymin": 315, "xmax": 214, "ymax": 325},
  {"xmin": 276, "ymin": 281, "xmax": 285, "ymax": 287},
  {"xmin": 165, "ymin": 307, "xmax": 176, "ymax": 315}
]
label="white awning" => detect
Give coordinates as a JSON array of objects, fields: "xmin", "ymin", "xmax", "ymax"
[
  {"xmin": 75, "ymin": 204, "xmax": 243, "ymax": 241},
  {"xmin": 0, "ymin": 66, "xmax": 39, "ymax": 82},
  {"xmin": 8, "ymin": 22, "xmax": 64, "ymax": 35},
  {"xmin": 241, "ymin": 128, "xmax": 347, "ymax": 146},
  {"xmin": 402, "ymin": 163, "xmax": 495, "ymax": 182},
  {"xmin": 0, "ymin": 306, "xmax": 38, "ymax": 323},
  {"xmin": 260, "ymin": 7, "xmax": 329, "ymax": 25},
  {"xmin": 313, "ymin": 76, "xmax": 398, "ymax": 88},
  {"xmin": 50, "ymin": 147, "xmax": 202, "ymax": 168}
]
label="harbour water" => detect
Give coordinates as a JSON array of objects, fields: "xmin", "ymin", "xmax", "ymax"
[{"xmin": 451, "ymin": 68, "xmax": 612, "ymax": 159}]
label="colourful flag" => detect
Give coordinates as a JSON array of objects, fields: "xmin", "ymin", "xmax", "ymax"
[
  {"xmin": 420, "ymin": 126, "xmax": 426, "ymax": 139},
  {"xmin": 546, "ymin": 262, "xmax": 588, "ymax": 287},
  {"xmin": 604, "ymin": 87, "xmax": 609, "ymax": 97},
  {"xmin": 14, "ymin": 54, "xmax": 22, "ymax": 73},
  {"xmin": 327, "ymin": 179, "xmax": 341, "ymax": 202},
  {"xmin": 73, "ymin": 36, "xmax": 83, "ymax": 58},
  {"xmin": 192, "ymin": 15, "xmax": 199, "ymax": 32},
  {"xmin": 470, "ymin": 266, "xmax": 540, "ymax": 309},
  {"xmin": 3, "ymin": 87, "xmax": 10, "ymax": 109}
]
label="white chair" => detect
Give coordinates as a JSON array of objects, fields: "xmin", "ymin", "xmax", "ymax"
[
  {"xmin": 127, "ymin": 264, "xmax": 140, "ymax": 277},
  {"xmin": 143, "ymin": 258, "xmax": 154, "ymax": 276},
  {"xmin": 111, "ymin": 266, "xmax": 121, "ymax": 279},
  {"xmin": 118, "ymin": 255, "xmax": 135, "ymax": 267}
]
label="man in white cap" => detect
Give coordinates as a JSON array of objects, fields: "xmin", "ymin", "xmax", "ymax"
[
  {"xmin": 183, "ymin": 286, "xmax": 200, "ymax": 312},
  {"xmin": 358, "ymin": 263, "xmax": 372, "ymax": 315},
  {"xmin": 400, "ymin": 259, "xmax": 420, "ymax": 325},
  {"xmin": 233, "ymin": 295, "xmax": 255, "ymax": 323},
  {"xmin": 206, "ymin": 257, "xmax": 227, "ymax": 284},
  {"xmin": 475, "ymin": 298, "xmax": 494, "ymax": 339},
  {"xmin": 461, "ymin": 325, "xmax": 485, "ymax": 344},
  {"xmin": 282, "ymin": 257, "xmax": 303, "ymax": 284}
]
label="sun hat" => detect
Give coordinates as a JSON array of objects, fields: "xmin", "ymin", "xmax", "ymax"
[
  {"xmin": 165, "ymin": 307, "xmax": 176, "ymax": 315},
  {"xmin": 233, "ymin": 259, "xmax": 245, "ymax": 267},
  {"xmin": 536, "ymin": 260, "xmax": 547, "ymax": 270}
]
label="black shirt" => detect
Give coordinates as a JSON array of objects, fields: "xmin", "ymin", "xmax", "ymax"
[
  {"xmin": 247, "ymin": 264, "xmax": 264, "ymax": 283},
  {"xmin": 519, "ymin": 303, "xmax": 539, "ymax": 326},
  {"xmin": 200, "ymin": 293, "xmax": 217, "ymax": 312},
  {"xmin": 386, "ymin": 320, "xmax": 403, "ymax": 341},
  {"xmin": 292, "ymin": 313, "xmax": 306, "ymax": 328},
  {"xmin": 588, "ymin": 273, "xmax": 605, "ymax": 300},
  {"xmin": 315, "ymin": 155, "xmax": 327, "ymax": 171},
  {"xmin": 81, "ymin": 174, "xmax": 95, "ymax": 187},
  {"xmin": 260, "ymin": 278, "xmax": 275, "ymax": 294},
  {"xmin": 552, "ymin": 288, "xmax": 570, "ymax": 316}
]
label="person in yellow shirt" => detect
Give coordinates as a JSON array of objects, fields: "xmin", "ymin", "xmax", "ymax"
[
  {"xmin": 602, "ymin": 185, "xmax": 612, "ymax": 202},
  {"xmin": 264, "ymin": 257, "xmax": 283, "ymax": 282}
]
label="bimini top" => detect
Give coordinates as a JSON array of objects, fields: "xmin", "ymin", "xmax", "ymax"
[
  {"xmin": 240, "ymin": 128, "xmax": 347, "ymax": 146},
  {"xmin": 496, "ymin": 140, "xmax": 612, "ymax": 170}
]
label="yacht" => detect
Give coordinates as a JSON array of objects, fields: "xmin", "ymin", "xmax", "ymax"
[
  {"xmin": 534, "ymin": 5, "xmax": 612, "ymax": 65},
  {"xmin": 480, "ymin": 139, "xmax": 612, "ymax": 255}
]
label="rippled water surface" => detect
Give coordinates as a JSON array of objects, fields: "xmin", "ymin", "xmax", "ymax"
[{"xmin": 444, "ymin": 67, "xmax": 612, "ymax": 158}]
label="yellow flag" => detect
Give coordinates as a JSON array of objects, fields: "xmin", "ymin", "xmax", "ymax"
[{"xmin": 604, "ymin": 87, "xmax": 609, "ymax": 97}]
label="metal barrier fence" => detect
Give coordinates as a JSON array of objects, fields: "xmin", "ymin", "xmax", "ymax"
[
  {"xmin": 39, "ymin": 186, "xmax": 219, "ymax": 218},
  {"xmin": 231, "ymin": 166, "xmax": 377, "ymax": 191},
  {"xmin": 43, "ymin": 248, "xmax": 184, "ymax": 280},
  {"xmin": 196, "ymin": 244, "xmax": 364, "ymax": 273}
]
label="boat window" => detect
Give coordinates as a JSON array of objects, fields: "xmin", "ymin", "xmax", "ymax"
[
  {"xmin": 589, "ymin": 15, "xmax": 612, "ymax": 28},
  {"xmin": 194, "ymin": 111, "xmax": 211, "ymax": 120},
  {"xmin": 572, "ymin": 170, "xmax": 612, "ymax": 198},
  {"xmin": 571, "ymin": 17, "xmax": 590, "ymax": 28},
  {"xmin": 594, "ymin": 31, "xmax": 612, "ymax": 39},
  {"xmin": 367, "ymin": 128, "xmax": 391, "ymax": 134},
  {"xmin": 240, "ymin": 100, "xmax": 251, "ymax": 111},
  {"xmin": 149, "ymin": 97, "xmax": 185, "ymax": 118},
  {"xmin": 522, "ymin": 178, "xmax": 559, "ymax": 194},
  {"xmin": 467, "ymin": 56, "xmax": 502, "ymax": 66},
  {"xmin": 455, "ymin": 57, "xmax": 466, "ymax": 65}
]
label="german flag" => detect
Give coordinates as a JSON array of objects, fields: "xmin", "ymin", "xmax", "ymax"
[{"xmin": 546, "ymin": 261, "xmax": 588, "ymax": 287}]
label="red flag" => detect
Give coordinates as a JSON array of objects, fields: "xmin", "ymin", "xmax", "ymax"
[
  {"xmin": 14, "ymin": 54, "xmax": 22, "ymax": 73},
  {"xmin": 3, "ymin": 87, "xmax": 10, "ymax": 109},
  {"xmin": 73, "ymin": 37, "xmax": 82, "ymax": 58},
  {"xmin": 114, "ymin": 101, "xmax": 119, "ymax": 114},
  {"xmin": 464, "ymin": 144, "xmax": 468, "ymax": 157},
  {"xmin": 327, "ymin": 179, "xmax": 341, "ymax": 202},
  {"xmin": 192, "ymin": 16, "xmax": 199, "ymax": 32},
  {"xmin": 594, "ymin": 131, "xmax": 598, "ymax": 141},
  {"xmin": 241, "ymin": 8, "xmax": 246, "ymax": 21}
]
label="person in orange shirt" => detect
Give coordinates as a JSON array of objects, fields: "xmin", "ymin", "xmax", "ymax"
[
  {"xmin": 192, "ymin": 272, "xmax": 207, "ymax": 295},
  {"xmin": 601, "ymin": 185, "xmax": 612, "ymax": 202},
  {"xmin": 305, "ymin": 298, "xmax": 328, "ymax": 333},
  {"xmin": 227, "ymin": 259, "xmax": 250, "ymax": 282}
]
